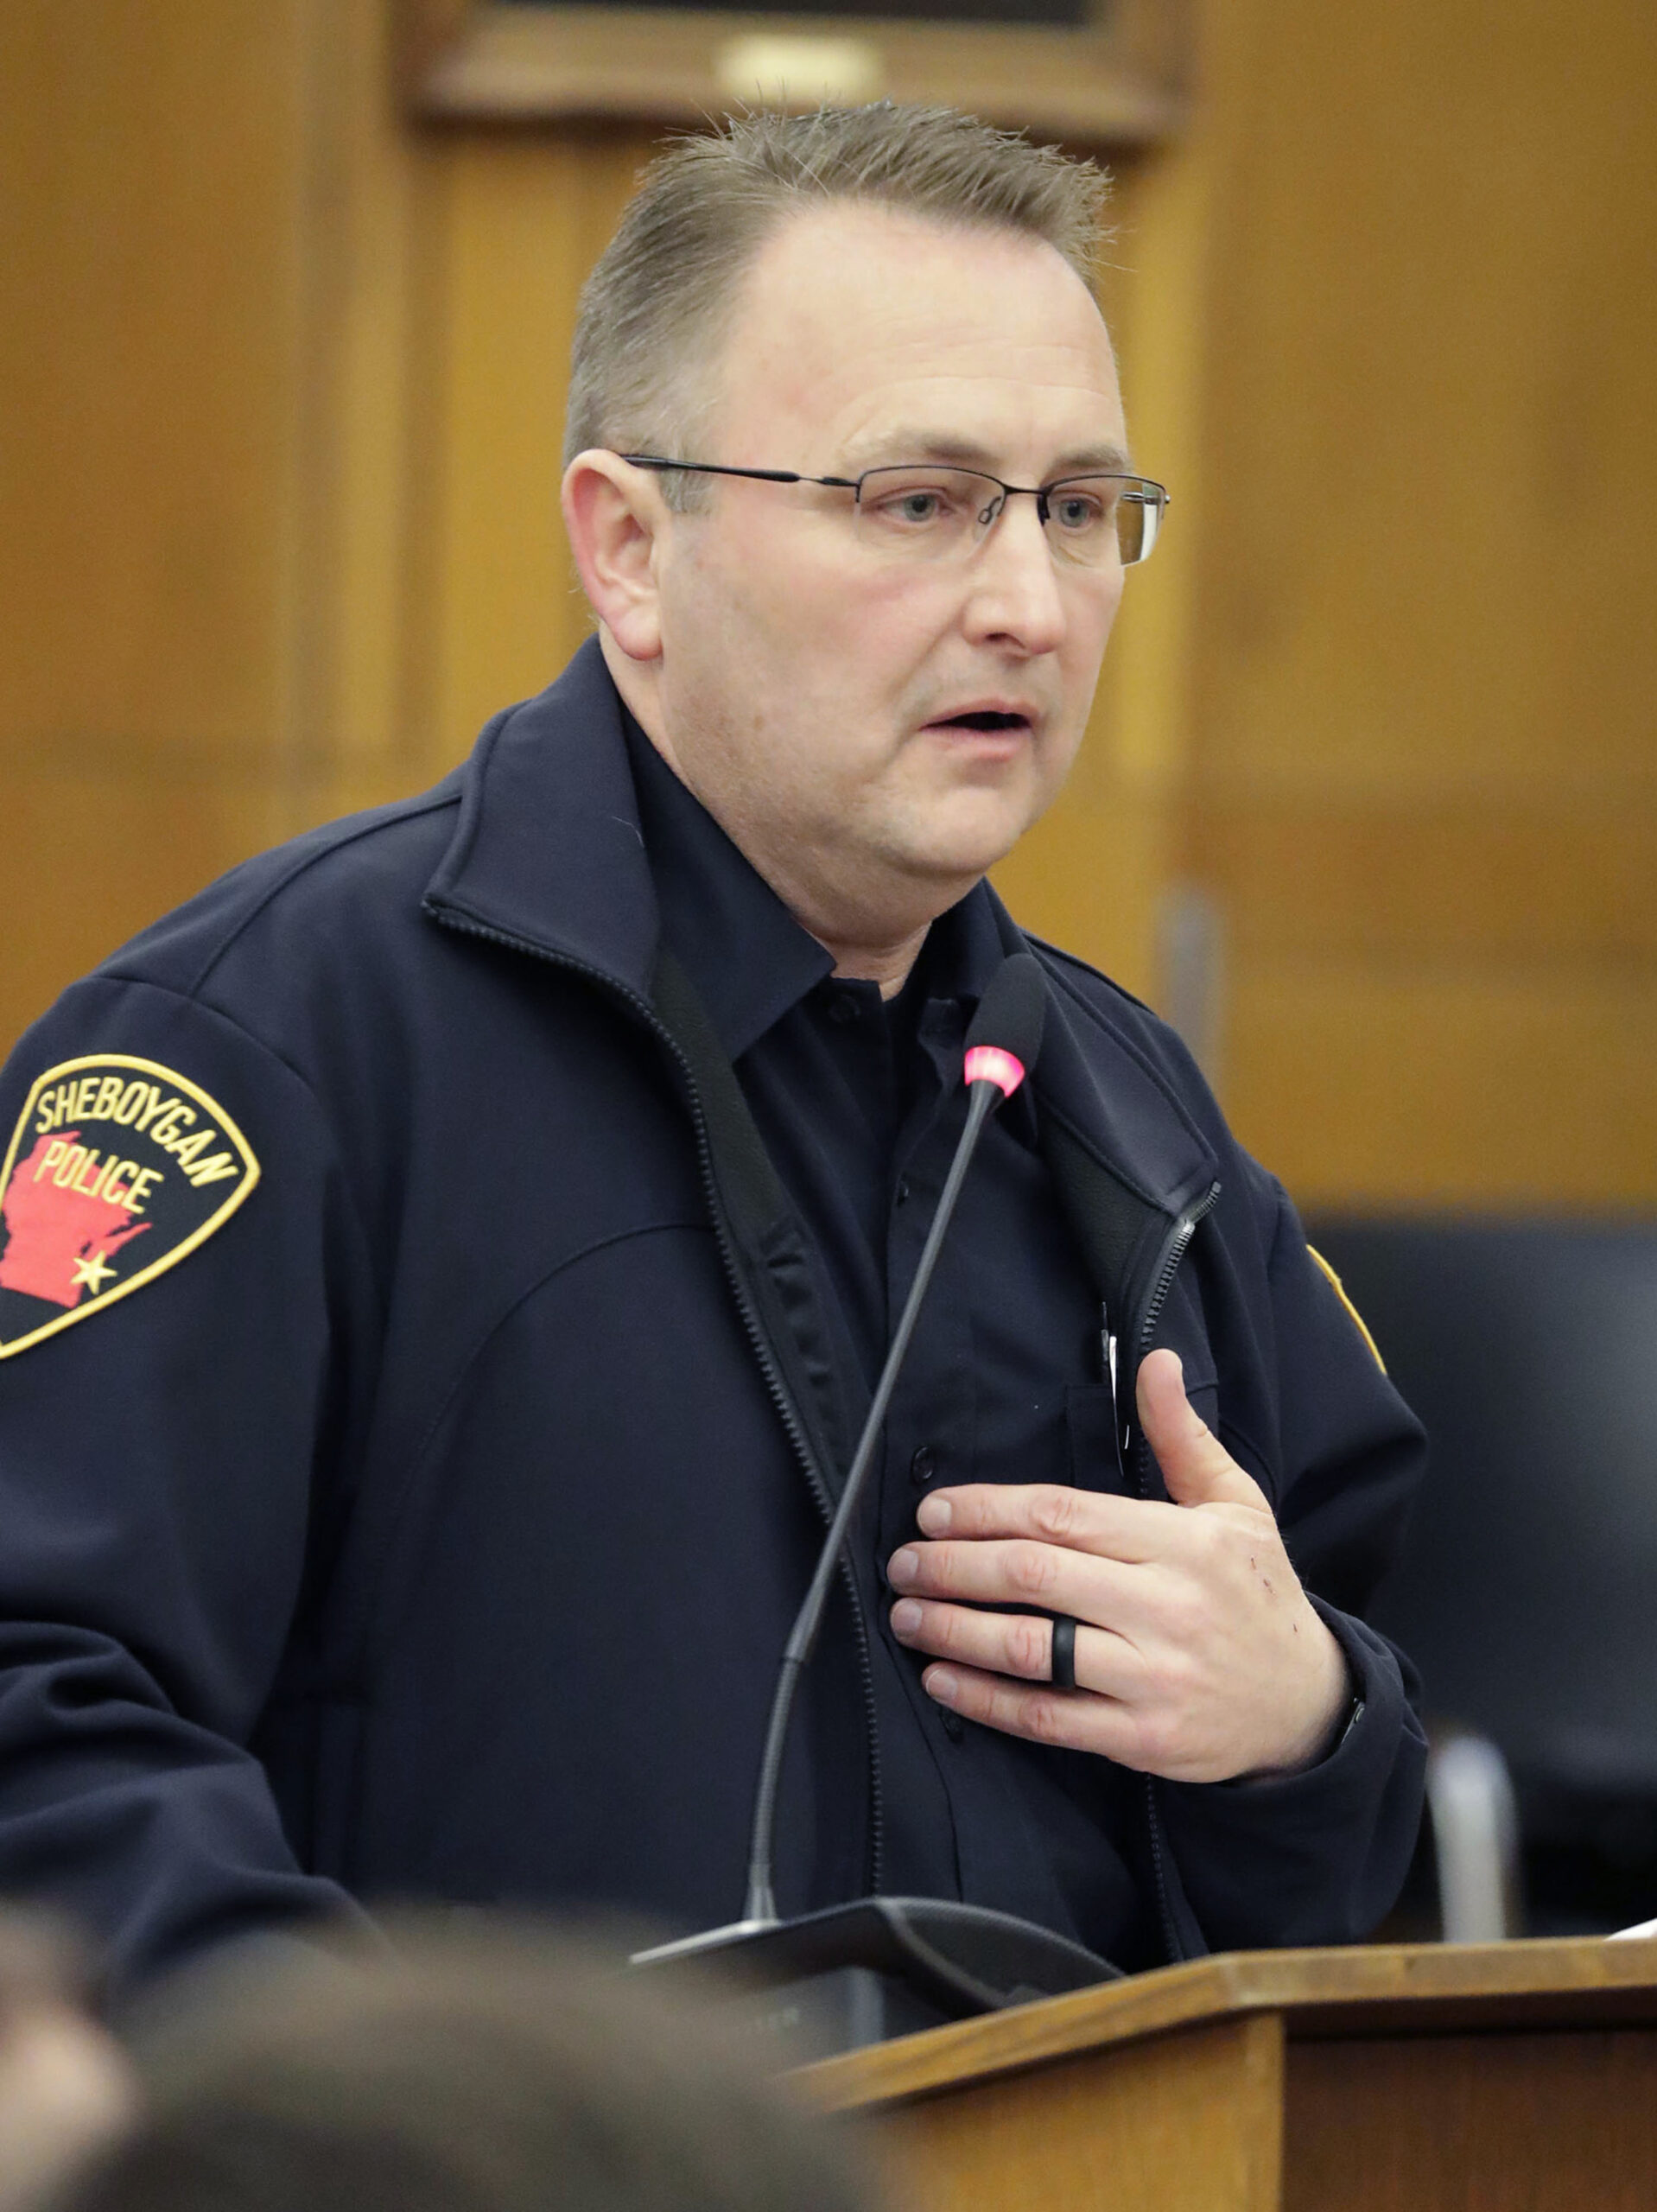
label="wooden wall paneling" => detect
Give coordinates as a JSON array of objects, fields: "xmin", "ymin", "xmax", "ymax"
[
  {"xmin": 1176, "ymin": 0, "xmax": 1657, "ymax": 1208},
  {"xmin": 1228, "ymin": 963, "xmax": 1657, "ymax": 1211},
  {"xmin": 992, "ymin": 791, "xmax": 1175, "ymax": 1007},
  {"xmin": 0, "ymin": 3, "xmax": 306, "ymax": 758},
  {"xmin": 425, "ymin": 124, "xmax": 658, "ymax": 772},
  {"xmin": 0, "ymin": 755, "xmax": 283, "ymax": 1050},
  {"xmin": 1190, "ymin": 798, "xmax": 1657, "ymax": 965},
  {"xmin": 296, "ymin": 0, "xmax": 445, "ymax": 815},
  {"xmin": 1191, "ymin": 0, "xmax": 1657, "ymax": 791},
  {"xmin": 0, "ymin": 3, "xmax": 319, "ymax": 1049},
  {"xmin": 15, "ymin": 0, "xmax": 1649, "ymax": 1214},
  {"xmin": 0, "ymin": 1, "xmax": 473, "ymax": 1050}
]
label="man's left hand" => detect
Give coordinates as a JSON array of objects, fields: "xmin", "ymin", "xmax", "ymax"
[{"xmin": 886, "ymin": 1348, "xmax": 1351, "ymax": 1783}]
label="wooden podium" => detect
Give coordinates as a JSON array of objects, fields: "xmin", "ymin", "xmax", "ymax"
[{"xmin": 798, "ymin": 1938, "xmax": 1657, "ymax": 2210}]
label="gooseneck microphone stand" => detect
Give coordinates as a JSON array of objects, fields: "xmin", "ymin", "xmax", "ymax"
[
  {"xmin": 742, "ymin": 1062, "xmax": 1009, "ymax": 1927},
  {"xmin": 634, "ymin": 955, "xmax": 1121, "ymax": 2051}
]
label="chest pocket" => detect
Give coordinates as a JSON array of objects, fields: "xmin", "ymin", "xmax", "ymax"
[
  {"xmin": 1065, "ymin": 1381, "xmax": 1128, "ymax": 1496},
  {"xmin": 1066, "ymin": 1264, "xmax": 1222, "ymax": 1502},
  {"xmin": 1065, "ymin": 1372, "xmax": 1221, "ymax": 1500}
]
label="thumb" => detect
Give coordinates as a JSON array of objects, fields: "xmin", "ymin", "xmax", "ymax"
[{"xmin": 1136, "ymin": 1348, "xmax": 1265, "ymax": 1510}]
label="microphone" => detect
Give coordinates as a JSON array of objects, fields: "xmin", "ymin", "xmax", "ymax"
[
  {"xmin": 741, "ymin": 950, "xmax": 1047, "ymax": 1927},
  {"xmin": 634, "ymin": 952, "xmax": 1120, "ymax": 2049}
]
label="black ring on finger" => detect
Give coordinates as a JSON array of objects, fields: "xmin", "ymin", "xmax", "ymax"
[{"xmin": 1051, "ymin": 1614, "xmax": 1078, "ymax": 1691}]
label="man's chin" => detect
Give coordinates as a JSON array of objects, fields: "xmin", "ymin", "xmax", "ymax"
[{"xmin": 892, "ymin": 795, "xmax": 1050, "ymax": 887}]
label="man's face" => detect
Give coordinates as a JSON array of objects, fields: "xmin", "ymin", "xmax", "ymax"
[{"xmin": 638, "ymin": 202, "xmax": 1129, "ymax": 945}]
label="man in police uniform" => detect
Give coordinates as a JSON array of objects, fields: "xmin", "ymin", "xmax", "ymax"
[{"xmin": 0, "ymin": 106, "xmax": 1425, "ymax": 1999}]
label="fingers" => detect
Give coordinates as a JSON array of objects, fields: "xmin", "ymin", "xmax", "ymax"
[
  {"xmin": 887, "ymin": 1531, "xmax": 1142, "ymax": 1621},
  {"xmin": 888, "ymin": 1595, "xmax": 1141, "ymax": 1698},
  {"xmin": 1135, "ymin": 1348, "xmax": 1267, "ymax": 1511},
  {"xmin": 913, "ymin": 1480, "xmax": 1173, "ymax": 1564},
  {"xmin": 915, "ymin": 1660, "xmax": 1152, "ymax": 1766}
]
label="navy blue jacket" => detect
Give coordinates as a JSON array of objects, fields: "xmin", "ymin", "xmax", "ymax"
[{"xmin": 0, "ymin": 642, "xmax": 1426, "ymax": 1998}]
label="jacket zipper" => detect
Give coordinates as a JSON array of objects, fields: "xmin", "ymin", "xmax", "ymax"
[
  {"xmin": 1130, "ymin": 1180, "xmax": 1222, "ymax": 1965},
  {"xmin": 429, "ymin": 911, "xmax": 885, "ymax": 1897}
]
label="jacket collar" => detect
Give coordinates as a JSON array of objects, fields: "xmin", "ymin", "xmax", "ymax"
[
  {"xmin": 422, "ymin": 639, "xmax": 663, "ymax": 1002},
  {"xmin": 422, "ymin": 638, "xmax": 1219, "ymax": 1250},
  {"xmin": 618, "ymin": 701, "xmax": 834, "ymax": 1061}
]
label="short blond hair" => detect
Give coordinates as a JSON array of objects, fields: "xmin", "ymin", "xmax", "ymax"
[{"xmin": 564, "ymin": 104, "xmax": 1111, "ymax": 498}]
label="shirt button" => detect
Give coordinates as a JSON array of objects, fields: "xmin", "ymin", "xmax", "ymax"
[
  {"xmin": 941, "ymin": 1710, "xmax": 965, "ymax": 1743},
  {"xmin": 828, "ymin": 993, "xmax": 859, "ymax": 1025},
  {"xmin": 910, "ymin": 1445, "xmax": 936, "ymax": 1486},
  {"xmin": 895, "ymin": 1176, "xmax": 912, "ymax": 1205}
]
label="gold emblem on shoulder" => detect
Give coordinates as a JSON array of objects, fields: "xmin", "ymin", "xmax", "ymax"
[
  {"xmin": 1306, "ymin": 1245, "xmax": 1387, "ymax": 1373},
  {"xmin": 0, "ymin": 1055, "xmax": 260, "ymax": 1357}
]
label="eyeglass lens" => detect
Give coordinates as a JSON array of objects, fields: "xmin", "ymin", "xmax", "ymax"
[{"xmin": 851, "ymin": 467, "xmax": 1164, "ymax": 567}]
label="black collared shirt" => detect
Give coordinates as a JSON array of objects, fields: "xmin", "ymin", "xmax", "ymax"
[{"xmin": 625, "ymin": 715, "xmax": 1163, "ymax": 1969}]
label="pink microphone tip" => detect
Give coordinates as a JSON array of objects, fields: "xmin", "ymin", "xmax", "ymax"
[{"xmin": 964, "ymin": 1044, "xmax": 1026, "ymax": 1098}]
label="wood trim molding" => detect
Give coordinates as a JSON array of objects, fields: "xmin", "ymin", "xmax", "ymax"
[{"xmin": 396, "ymin": 0, "xmax": 1190, "ymax": 148}]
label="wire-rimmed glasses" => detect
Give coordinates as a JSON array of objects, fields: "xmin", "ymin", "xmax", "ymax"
[{"xmin": 617, "ymin": 455, "xmax": 1170, "ymax": 569}]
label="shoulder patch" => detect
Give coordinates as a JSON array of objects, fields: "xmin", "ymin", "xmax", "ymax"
[
  {"xmin": 1306, "ymin": 1244, "xmax": 1387, "ymax": 1373},
  {"xmin": 0, "ymin": 1056, "xmax": 259, "ymax": 1358}
]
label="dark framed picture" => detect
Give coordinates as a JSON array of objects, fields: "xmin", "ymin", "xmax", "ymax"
[{"xmin": 398, "ymin": 0, "xmax": 1189, "ymax": 148}]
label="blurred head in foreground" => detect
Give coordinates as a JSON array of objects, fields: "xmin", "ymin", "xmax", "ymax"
[
  {"xmin": 0, "ymin": 1914, "xmax": 135, "ymax": 2212},
  {"xmin": 51, "ymin": 1919, "xmax": 879, "ymax": 2212}
]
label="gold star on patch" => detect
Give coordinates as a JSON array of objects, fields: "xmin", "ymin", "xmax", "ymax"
[{"xmin": 70, "ymin": 1252, "xmax": 118, "ymax": 1295}]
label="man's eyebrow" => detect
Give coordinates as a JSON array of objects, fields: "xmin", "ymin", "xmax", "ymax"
[
  {"xmin": 1054, "ymin": 442, "xmax": 1135, "ymax": 475},
  {"xmin": 841, "ymin": 431, "xmax": 1135, "ymax": 477}
]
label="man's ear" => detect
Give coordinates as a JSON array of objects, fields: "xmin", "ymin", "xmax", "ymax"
[{"xmin": 561, "ymin": 452, "xmax": 666, "ymax": 663}]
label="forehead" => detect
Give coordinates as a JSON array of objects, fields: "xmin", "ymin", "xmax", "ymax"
[{"xmin": 711, "ymin": 203, "xmax": 1124, "ymax": 472}]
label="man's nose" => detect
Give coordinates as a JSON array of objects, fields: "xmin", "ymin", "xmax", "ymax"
[{"xmin": 961, "ymin": 494, "xmax": 1068, "ymax": 653}]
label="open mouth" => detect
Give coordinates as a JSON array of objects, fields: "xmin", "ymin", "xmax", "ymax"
[{"xmin": 934, "ymin": 709, "xmax": 1030, "ymax": 734}]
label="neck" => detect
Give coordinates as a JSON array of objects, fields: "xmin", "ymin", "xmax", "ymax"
[{"xmin": 605, "ymin": 636, "xmax": 963, "ymax": 1002}]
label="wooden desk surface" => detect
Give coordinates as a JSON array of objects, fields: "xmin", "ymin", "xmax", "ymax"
[{"xmin": 798, "ymin": 1936, "xmax": 1657, "ymax": 2113}]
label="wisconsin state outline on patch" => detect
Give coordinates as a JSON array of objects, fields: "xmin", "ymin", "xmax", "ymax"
[{"xmin": 0, "ymin": 1055, "xmax": 260, "ymax": 1357}]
